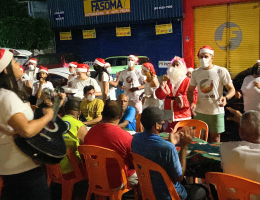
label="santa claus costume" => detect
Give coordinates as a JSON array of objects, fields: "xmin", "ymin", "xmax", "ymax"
[{"xmin": 155, "ymin": 56, "xmax": 197, "ymax": 129}]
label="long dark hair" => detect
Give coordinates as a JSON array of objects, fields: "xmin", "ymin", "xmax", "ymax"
[
  {"xmin": 0, "ymin": 61, "xmax": 27, "ymax": 101},
  {"xmin": 36, "ymin": 72, "xmax": 50, "ymax": 81},
  {"xmin": 94, "ymin": 65, "xmax": 110, "ymax": 82}
]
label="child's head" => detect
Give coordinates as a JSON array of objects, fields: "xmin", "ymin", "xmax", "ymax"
[{"xmin": 37, "ymin": 66, "xmax": 50, "ymax": 81}]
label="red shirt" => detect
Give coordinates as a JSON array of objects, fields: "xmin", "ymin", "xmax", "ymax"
[{"xmin": 84, "ymin": 123, "xmax": 135, "ymax": 189}]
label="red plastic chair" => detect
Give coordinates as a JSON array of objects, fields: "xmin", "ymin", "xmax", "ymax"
[
  {"xmin": 78, "ymin": 145, "xmax": 138, "ymax": 200},
  {"xmin": 206, "ymin": 172, "xmax": 260, "ymax": 200},
  {"xmin": 173, "ymin": 119, "xmax": 209, "ymax": 142},
  {"xmin": 131, "ymin": 152, "xmax": 181, "ymax": 200},
  {"xmin": 45, "ymin": 149, "xmax": 85, "ymax": 200}
]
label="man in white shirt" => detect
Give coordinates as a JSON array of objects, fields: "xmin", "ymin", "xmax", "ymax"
[
  {"xmin": 118, "ymin": 55, "xmax": 145, "ymax": 114},
  {"xmin": 188, "ymin": 46, "xmax": 235, "ymax": 143},
  {"xmin": 70, "ymin": 63, "xmax": 101, "ymax": 100},
  {"xmin": 25, "ymin": 58, "xmax": 39, "ymax": 84},
  {"xmin": 221, "ymin": 109, "xmax": 260, "ymax": 185}
]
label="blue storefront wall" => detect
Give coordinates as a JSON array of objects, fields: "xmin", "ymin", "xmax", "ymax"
[
  {"xmin": 55, "ymin": 21, "xmax": 182, "ymax": 76},
  {"xmin": 47, "ymin": 0, "xmax": 182, "ymax": 27}
]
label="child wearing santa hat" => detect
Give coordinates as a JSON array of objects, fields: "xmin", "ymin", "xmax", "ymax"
[
  {"xmin": 0, "ymin": 49, "xmax": 53, "ymax": 200},
  {"xmin": 70, "ymin": 63, "xmax": 101, "ymax": 100},
  {"xmin": 67, "ymin": 61, "xmax": 78, "ymax": 85},
  {"xmin": 32, "ymin": 66, "xmax": 54, "ymax": 106}
]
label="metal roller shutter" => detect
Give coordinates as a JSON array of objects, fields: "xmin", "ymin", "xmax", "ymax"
[
  {"xmin": 229, "ymin": 2, "xmax": 260, "ymax": 77},
  {"xmin": 194, "ymin": 5, "xmax": 228, "ymax": 69}
]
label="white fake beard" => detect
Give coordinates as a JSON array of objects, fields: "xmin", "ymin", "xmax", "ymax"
[{"xmin": 167, "ymin": 66, "xmax": 187, "ymax": 85}]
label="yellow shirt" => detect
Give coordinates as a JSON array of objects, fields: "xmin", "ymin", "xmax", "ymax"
[
  {"xmin": 80, "ymin": 98, "xmax": 104, "ymax": 121},
  {"xmin": 59, "ymin": 115, "xmax": 85, "ymax": 174}
]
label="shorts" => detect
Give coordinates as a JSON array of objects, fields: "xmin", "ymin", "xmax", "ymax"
[{"xmin": 194, "ymin": 112, "xmax": 225, "ymax": 134}]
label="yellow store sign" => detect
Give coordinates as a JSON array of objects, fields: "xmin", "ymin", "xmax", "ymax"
[
  {"xmin": 155, "ymin": 23, "xmax": 172, "ymax": 35},
  {"xmin": 116, "ymin": 27, "xmax": 131, "ymax": 37},
  {"xmin": 83, "ymin": 29, "xmax": 96, "ymax": 39},
  {"xmin": 84, "ymin": 0, "xmax": 131, "ymax": 17},
  {"xmin": 60, "ymin": 32, "xmax": 72, "ymax": 40}
]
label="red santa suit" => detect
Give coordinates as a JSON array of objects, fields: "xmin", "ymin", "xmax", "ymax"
[{"xmin": 156, "ymin": 76, "xmax": 197, "ymax": 122}]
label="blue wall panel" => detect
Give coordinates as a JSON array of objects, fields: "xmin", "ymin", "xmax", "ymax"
[
  {"xmin": 56, "ymin": 21, "xmax": 182, "ymax": 75},
  {"xmin": 48, "ymin": 0, "xmax": 183, "ymax": 28}
]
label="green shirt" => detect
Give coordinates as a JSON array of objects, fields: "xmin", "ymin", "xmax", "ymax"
[{"xmin": 59, "ymin": 115, "xmax": 85, "ymax": 174}]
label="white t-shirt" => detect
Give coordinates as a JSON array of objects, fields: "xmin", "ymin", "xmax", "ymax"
[
  {"xmin": 190, "ymin": 65, "xmax": 232, "ymax": 115},
  {"xmin": 241, "ymin": 75, "xmax": 260, "ymax": 112},
  {"xmin": 0, "ymin": 89, "xmax": 39, "ymax": 175},
  {"xmin": 221, "ymin": 141, "xmax": 260, "ymax": 197},
  {"xmin": 25, "ymin": 68, "xmax": 39, "ymax": 84},
  {"xmin": 32, "ymin": 81, "xmax": 54, "ymax": 105},
  {"xmin": 119, "ymin": 68, "xmax": 145, "ymax": 102},
  {"xmin": 143, "ymin": 81, "xmax": 159, "ymax": 109},
  {"xmin": 70, "ymin": 77, "xmax": 101, "ymax": 100},
  {"xmin": 95, "ymin": 72, "xmax": 116, "ymax": 101}
]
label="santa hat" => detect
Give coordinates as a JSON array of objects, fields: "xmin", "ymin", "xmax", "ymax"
[
  {"xmin": 38, "ymin": 66, "xmax": 48, "ymax": 74},
  {"xmin": 29, "ymin": 58, "xmax": 37, "ymax": 64},
  {"xmin": 76, "ymin": 64, "xmax": 89, "ymax": 72},
  {"xmin": 128, "ymin": 55, "xmax": 138, "ymax": 62},
  {"xmin": 0, "ymin": 49, "xmax": 13, "ymax": 73},
  {"xmin": 142, "ymin": 63, "xmax": 156, "ymax": 75},
  {"xmin": 20, "ymin": 65, "xmax": 25, "ymax": 73},
  {"xmin": 69, "ymin": 62, "xmax": 78, "ymax": 68},
  {"xmin": 94, "ymin": 58, "xmax": 106, "ymax": 67},
  {"xmin": 171, "ymin": 56, "xmax": 186, "ymax": 68},
  {"xmin": 197, "ymin": 46, "xmax": 214, "ymax": 58},
  {"xmin": 105, "ymin": 62, "xmax": 111, "ymax": 68},
  {"xmin": 187, "ymin": 67, "xmax": 194, "ymax": 72}
]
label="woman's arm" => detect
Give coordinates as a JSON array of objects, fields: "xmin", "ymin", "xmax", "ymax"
[
  {"xmin": 8, "ymin": 107, "xmax": 54, "ymax": 138},
  {"xmin": 103, "ymin": 81, "xmax": 109, "ymax": 102},
  {"xmin": 35, "ymin": 79, "xmax": 44, "ymax": 99}
]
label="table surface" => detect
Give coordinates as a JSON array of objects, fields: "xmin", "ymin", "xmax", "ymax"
[{"xmin": 160, "ymin": 132, "xmax": 222, "ymax": 178}]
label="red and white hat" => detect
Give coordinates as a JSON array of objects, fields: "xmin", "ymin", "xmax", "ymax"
[
  {"xmin": 76, "ymin": 64, "xmax": 89, "ymax": 72},
  {"xmin": 29, "ymin": 58, "xmax": 37, "ymax": 64},
  {"xmin": 129, "ymin": 55, "xmax": 138, "ymax": 62},
  {"xmin": 94, "ymin": 58, "xmax": 106, "ymax": 67},
  {"xmin": 142, "ymin": 63, "xmax": 156, "ymax": 75},
  {"xmin": 20, "ymin": 65, "xmax": 25, "ymax": 73},
  {"xmin": 38, "ymin": 66, "xmax": 48, "ymax": 74},
  {"xmin": 171, "ymin": 56, "xmax": 186, "ymax": 68},
  {"xmin": 0, "ymin": 49, "xmax": 13, "ymax": 73},
  {"xmin": 187, "ymin": 67, "xmax": 194, "ymax": 72},
  {"xmin": 69, "ymin": 62, "xmax": 78, "ymax": 68},
  {"xmin": 197, "ymin": 46, "xmax": 214, "ymax": 58}
]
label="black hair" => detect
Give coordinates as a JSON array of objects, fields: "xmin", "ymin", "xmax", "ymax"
[
  {"xmin": 83, "ymin": 85, "xmax": 94, "ymax": 94},
  {"xmin": 64, "ymin": 98, "xmax": 80, "ymax": 113},
  {"xmin": 0, "ymin": 61, "xmax": 27, "ymax": 102},
  {"xmin": 94, "ymin": 65, "xmax": 110, "ymax": 82},
  {"xmin": 36, "ymin": 72, "xmax": 50, "ymax": 81},
  {"xmin": 102, "ymin": 101, "xmax": 122, "ymax": 121}
]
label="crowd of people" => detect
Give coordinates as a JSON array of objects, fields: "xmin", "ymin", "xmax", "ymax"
[{"xmin": 0, "ymin": 45, "xmax": 260, "ymax": 200}]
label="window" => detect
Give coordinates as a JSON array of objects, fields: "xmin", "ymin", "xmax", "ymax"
[
  {"xmin": 105, "ymin": 58, "xmax": 116, "ymax": 66},
  {"xmin": 37, "ymin": 54, "xmax": 61, "ymax": 65},
  {"xmin": 64, "ymin": 54, "xmax": 82, "ymax": 63}
]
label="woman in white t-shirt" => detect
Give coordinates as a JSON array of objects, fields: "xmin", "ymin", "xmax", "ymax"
[
  {"xmin": 93, "ymin": 58, "xmax": 118, "ymax": 102},
  {"xmin": 239, "ymin": 62, "xmax": 260, "ymax": 112},
  {"xmin": 0, "ymin": 49, "xmax": 53, "ymax": 200},
  {"xmin": 139, "ymin": 62, "xmax": 159, "ymax": 110},
  {"xmin": 32, "ymin": 66, "xmax": 54, "ymax": 106}
]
